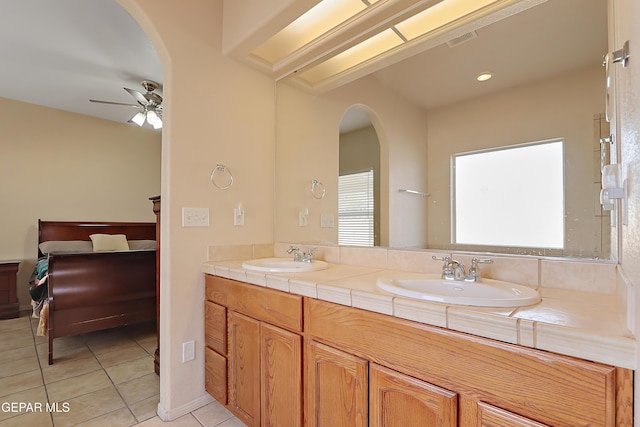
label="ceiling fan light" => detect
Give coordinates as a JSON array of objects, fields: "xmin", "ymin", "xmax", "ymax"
[
  {"xmin": 130, "ymin": 111, "xmax": 146, "ymax": 126},
  {"xmin": 146, "ymin": 110, "xmax": 162, "ymax": 129}
]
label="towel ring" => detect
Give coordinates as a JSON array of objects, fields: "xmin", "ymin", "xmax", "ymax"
[
  {"xmin": 210, "ymin": 164, "xmax": 234, "ymax": 190},
  {"xmin": 311, "ymin": 179, "xmax": 325, "ymax": 199}
]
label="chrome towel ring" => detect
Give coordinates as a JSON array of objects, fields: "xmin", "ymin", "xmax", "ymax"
[
  {"xmin": 210, "ymin": 164, "xmax": 234, "ymax": 190},
  {"xmin": 311, "ymin": 179, "xmax": 325, "ymax": 199}
]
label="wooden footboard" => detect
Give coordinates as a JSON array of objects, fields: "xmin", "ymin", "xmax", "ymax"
[
  {"xmin": 47, "ymin": 250, "xmax": 156, "ymax": 364},
  {"xmin": 38, "ymin": 220, "xmax": 157, "ymax": 365}
]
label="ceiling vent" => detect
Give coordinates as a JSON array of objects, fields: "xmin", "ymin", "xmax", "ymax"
[{"xmin": 446, "ymin": 31, "xmax": 478, "ymax": 48}]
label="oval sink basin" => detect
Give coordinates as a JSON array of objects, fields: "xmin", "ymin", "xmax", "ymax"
[
  {"xmin": 242, "ymin": 257, "xmax": 329, "ymax": 273},
  {"xmin": 377, "ymin": 274, "xmax": 540, "ymax": 307}
]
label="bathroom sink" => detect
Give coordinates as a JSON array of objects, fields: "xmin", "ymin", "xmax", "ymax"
[
  {"xmin": 376, "ymin": 274, "xmax": 540, "ymax": 307},
  {"xmin": 242, "ymin": 257, "xmax": 329, "ymax": 273}
]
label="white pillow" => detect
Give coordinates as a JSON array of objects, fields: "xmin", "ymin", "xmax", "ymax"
[
  {"xmin": 89, "ymin": 234, "xmax": 130, "ymax": 252},
  {"xmin": 128, "ymin": 240, "xmax": 157, "ymax": 251},
  {"xmin": 39, "ymin": 240, "xmax": 93, "ymax": 254}
]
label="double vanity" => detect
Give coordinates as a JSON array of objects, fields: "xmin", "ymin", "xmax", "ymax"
[{"xmin": 203, "ymin": 247, "xmax": 633, "ymax": 426}]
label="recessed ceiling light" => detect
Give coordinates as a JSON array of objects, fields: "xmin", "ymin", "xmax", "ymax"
[{"xmin": 476, "ymin": 72, "xmax": 493, "ymax": 82}]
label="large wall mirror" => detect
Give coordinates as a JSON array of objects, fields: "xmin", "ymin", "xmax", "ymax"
[{"xmin": 275, "ymin": 0, "xmax": 614, "ymax": 260}]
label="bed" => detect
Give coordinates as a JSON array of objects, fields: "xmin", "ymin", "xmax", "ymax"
[{"xmin": 37, "ymin": 220, "xmax": 157, "ymax": 365}]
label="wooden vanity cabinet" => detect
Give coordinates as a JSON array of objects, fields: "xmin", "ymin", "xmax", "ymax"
[
  {"xmin": 204, "ymin": 275, "xmax": 303, "ymax": 427},
  {"xmin": 306, "ymin": 298, "xmax": 632, "ymax": 427},
  {"xmin": 204, "ymin": 275, "xmax": 633, "ymax": 427}
]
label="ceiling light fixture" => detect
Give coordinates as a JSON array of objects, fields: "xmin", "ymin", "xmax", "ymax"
[
  {"xmin": 476, "ymin": 72, "xmax": 493, "ymax": 82},
  {"xmin": 129, "ymin": 106, "xmax": 163, "ymax": 129}
]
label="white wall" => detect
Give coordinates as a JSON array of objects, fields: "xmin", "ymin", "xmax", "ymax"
[
  {"xmin": 0, "ymin": 96, "xmax": 161, "ymax": 310},
  {"xmin": 275, "ymin": 75, "xmax": 429, "ymax": 248},
  {"xmin": 119, "ymin": 0, "xmax": 275, "ymax": 419}
]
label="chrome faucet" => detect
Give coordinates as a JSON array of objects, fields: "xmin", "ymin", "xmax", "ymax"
[
  {"xmin": 464, "ymin": 258, "xmax": 493, "ymax": 282},
  {"xmin": 432, "ymin": 255, "xmax": 466, "ymax": 281},
  {"xmin": 286, "ymin": 246, "xmax": 303, "ymax": 262},
  {"xmin": 302, "ymin": 247, "xmax": 318, "ymax": 263}
]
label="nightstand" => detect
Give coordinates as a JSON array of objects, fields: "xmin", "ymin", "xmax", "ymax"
[{"xmin": 0, "ymin": 261, "xmax": 20, "ymax": 319}]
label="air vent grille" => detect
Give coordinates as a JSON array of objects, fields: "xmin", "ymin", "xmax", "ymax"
[{"xmin": 447, "ymin": 31, "xmax": 477, "ymax": 48}]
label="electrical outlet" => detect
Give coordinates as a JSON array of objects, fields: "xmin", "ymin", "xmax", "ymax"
[
  {"xmin": 182, "ymin": 208, "xmax": 209, "ymax": 227},
  {"xmin": 182, "ymin": 341, "xmax": 195, "ymax": 362}
]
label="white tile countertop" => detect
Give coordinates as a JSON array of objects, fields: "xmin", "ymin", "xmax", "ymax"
[{"xmin": 202, "ymin": 260, "xmax": 636, "ymax": 369}]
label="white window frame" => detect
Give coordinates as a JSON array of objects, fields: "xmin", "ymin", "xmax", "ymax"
[{"xmin": 339, "ymin": 170, "xmax": 374, "ymax": 246}]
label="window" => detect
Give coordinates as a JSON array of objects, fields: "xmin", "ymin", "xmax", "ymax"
[
  {"xmin": 452, "ymin": 139, "xmax": 564, "ymax": 249},
  {"xmin": 339, "ymin": 170, "xmax": 374, "ymax": 246}
]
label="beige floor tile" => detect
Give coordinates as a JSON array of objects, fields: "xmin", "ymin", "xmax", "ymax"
[
  {"xmin": 0, "ymin": 345, "xmax": 37, "ymax": 364},
  {"xmin": 42, "ymin": 354, "xmax": 101, "ymax": 384},
  {"xmin": 117, "ymin": 373, "xmax": 160, "ymax": 405},
  {"xmin": 46, "ymin": 369, "xmax": 113, "ymax": 402},
  {"xmin": 87, "ymin": 336, "xmax": 139, "ymax": 355},
  {"xmin": 0, "ymin": 330, "xmax": 34, "ymax": 351},
  {"xmin": 96, "ymin": 344, "xmax": 151, "ymax": 369},
  {"xmin": 192, "ymin": 400, "xmax": 235, "ymax": 427},
  {"xmin": 0, "ymin": 409, "xmax": 53, "ymax": 427},
  {"xmin": 138, "ymin": 339, "xmax": 158, "ymax": 356},
  {"xmin": 105, "ymin": 355, "xmax": 154, "ymax": 384},
  {"xmin": 0, "ymin": 316, "xmax": 31, "ymax": 333},
  {"xmin": 0, "ymin": 355, "xmax": 39, "ymax": 379},
  {"xmin": 136, "ymin": 413, "xmax": 204, "ymax": 427},
  {"xmin": 218, "ymin": 417, "xmax": 248, "ymax": 427},
  {"xmin": 74, "ymin": 407, "xmax": 137, "ymax": 427},
  {"xmin": 129, "ymin": 394, "xmax": 159, "ymax": 423},
  {"xmin": 51, "ymin": 386, "xmax": 126, "ymax": 426},
  {"xmin": 0, "ymin": 386, "xmax": 47, "ymax": 422},
  {"xmin": 0, "ymin": 369, "xmax": 43, "ymax": 398},
  {"xmin": 36, "ymin": 339, "xmax": 92, "ymax": 364}
]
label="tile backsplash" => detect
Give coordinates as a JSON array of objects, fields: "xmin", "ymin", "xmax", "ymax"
[{"xmin": 208, "ymin": 242, "xmax": 621, "ymax": 296}]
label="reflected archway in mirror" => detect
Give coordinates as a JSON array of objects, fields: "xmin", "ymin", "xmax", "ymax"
[{"xmin": 339, "ymin": 106, "xmax": 381, "ymax": 246}]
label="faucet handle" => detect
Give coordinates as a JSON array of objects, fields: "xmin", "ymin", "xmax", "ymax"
[
  {"xmin": 303, "ymin": 247, "xmax": 318, "ymax": 262},
  {"xmin": 471, "ymin": 258, "xmax": 493, "ymax": 268},
  {"xmin": 465, "ymin": 258, "xmax": 493, "ymax": 282}
]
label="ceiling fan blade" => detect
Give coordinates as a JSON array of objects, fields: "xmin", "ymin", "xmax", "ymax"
[
  {"xmin": 90, "ymin": 99, "xmax": 139, "ymax": 108},
  {"xmin": 124, "ymin": 87, "xmax": 149, "ymax": 106}
]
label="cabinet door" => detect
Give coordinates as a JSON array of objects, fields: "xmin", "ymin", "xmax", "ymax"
[
  {"xmin": 306, "ymin": 340, "xmax": 368, "ymax": 427},
  {"xmin": 228, "ymin": 311, "xmax": 260, "ymax": 427},
  {"xmin": 261, "ymin": 323, "xmax": 302, "ymax": 427},
  {"xmin": 370, "ymin": 364, "xmax": 457, "ymax": 427},
  {"xmin": 478, "ymin": 402, "xmax": 550, "ymax": 427}
]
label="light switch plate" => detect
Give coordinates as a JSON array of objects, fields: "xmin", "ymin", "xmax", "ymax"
[
  {"xmin": 182, "ymin": 208, "xmax": 209, "ymax": 227},
  {"xmin": 321, "ymin": 214, "xmax": 334, "ymax": 228}
]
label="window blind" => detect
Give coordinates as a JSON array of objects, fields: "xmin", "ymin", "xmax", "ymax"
[{"xmin": 338, "ymin": 170, "xmax": 374, "ymax": 246}]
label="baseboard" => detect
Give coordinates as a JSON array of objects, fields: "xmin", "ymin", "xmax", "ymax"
[{"xmin": 156, "ymin": 393, "xmax": 214, "ymax": 421}]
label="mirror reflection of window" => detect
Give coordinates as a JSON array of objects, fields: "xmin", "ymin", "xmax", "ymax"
[
  {"xmin": 339, "ymin": 170, "xmax": 374, "ymax": 246},
  {"xmin": 453, "ymin": 139, "xmax": 565, "ymax": 249}
]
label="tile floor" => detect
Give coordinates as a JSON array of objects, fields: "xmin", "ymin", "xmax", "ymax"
[{"xmin": 0, "ymin": 313, "xmax": 245, "ymax": 427}]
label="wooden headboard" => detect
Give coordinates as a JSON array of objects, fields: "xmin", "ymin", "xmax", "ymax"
[{"xmin": 38, "ymin": 220, "xmax": 156, "ymax": 256}]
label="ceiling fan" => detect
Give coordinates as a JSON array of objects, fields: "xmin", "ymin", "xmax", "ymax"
[{"xmin": 90, "ymin": 80, "xmax": 163, "ymax": 129}]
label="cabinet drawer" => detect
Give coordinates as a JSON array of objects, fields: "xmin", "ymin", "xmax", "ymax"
[
  {"xmin": 205, "ymin": 275, "xmax": 302, "ymax": 332},
  {"xmin": 205, "ymin": 346, "xmax": 227, "ymax": 404},
  {"xmin": 205, "ymin": 301, "xmax": 226, "ymax": 355}
]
